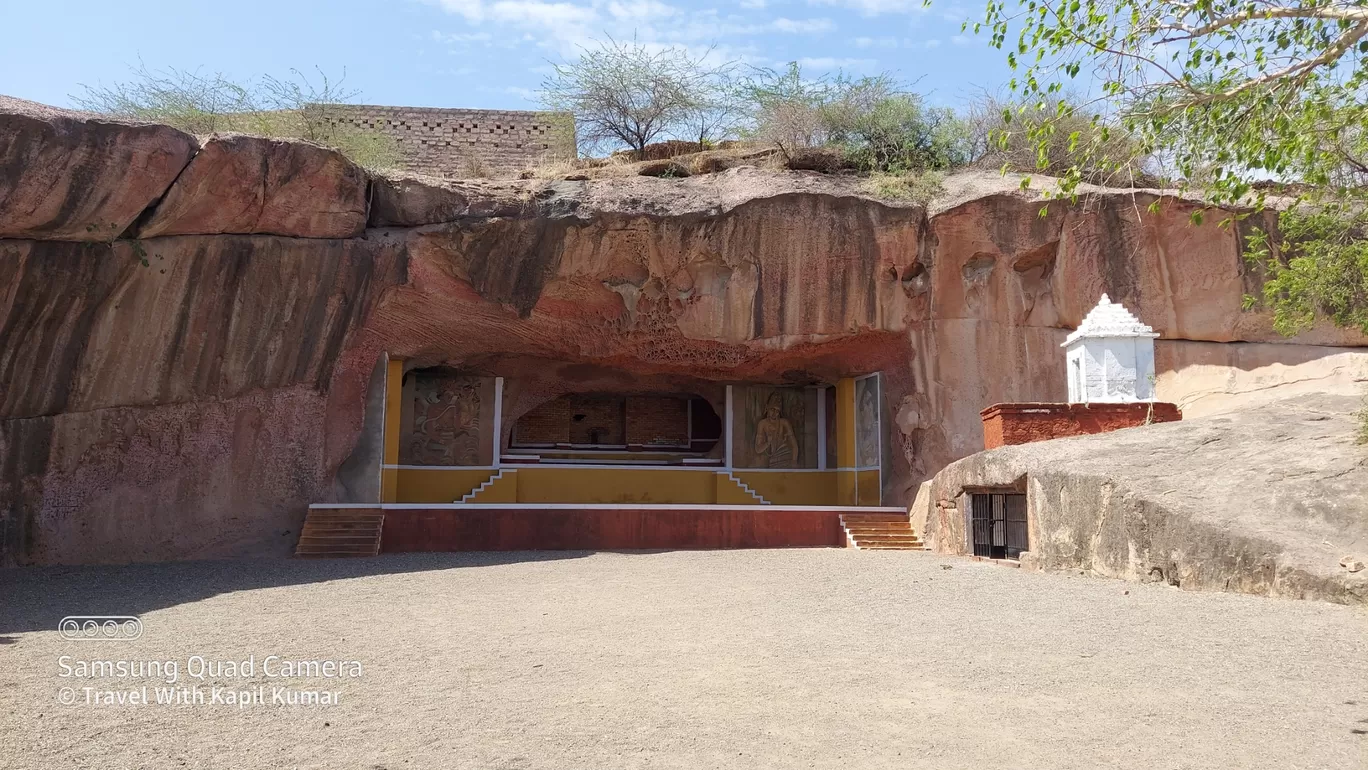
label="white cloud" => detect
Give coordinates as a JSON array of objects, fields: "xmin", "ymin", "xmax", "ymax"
[
  {"xmin": 426, "ymin": 0, "xmax": 824, "ymax": 61},
  {"xmin": 771, "ymin": 16, "xmax": 834, "ymax": 33},
  {"xmin": 797, "ymin": 56, "xmax": 878, "ymax": 69},
  {"xmin": 807, "ymin": 0, "xmax": 928, "ymax": 14},
  {"xmin": 607, "ymin": 0, "xmax": 678, "ymax": 20},
  {"xmin": 739, "ymin": 0, "xmax": 767, "ymax": 6},
  {"xmin": 431, "ymin": 30, "xmax": 494, "ymax": 43},
  {"xmin": 431, "ymin": 0, "xmax": 600, "ymax": 51},
  {"xmin": 852, "ymin": 35, "xmax": 899, "ymax": 48},
  {"xmin": 951, "ymin": 34, "xmax": 972, "ymax": 45}
]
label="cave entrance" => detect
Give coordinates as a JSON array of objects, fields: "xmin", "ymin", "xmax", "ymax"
[
  {"xmin": 376, "ymin": 359, "xmax": 888, "ymax": 507},
  {"xmin": 968, "ymin": 491, "xmax": 1028, "ymax": 560},
  {"xmin": 507, "ymin": 393, "xmax": 723, "ymax": 466}
]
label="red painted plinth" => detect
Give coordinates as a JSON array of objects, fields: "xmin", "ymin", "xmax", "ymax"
[
  {"xmin": 980, "ymin": 402, "xmax": 1181, "ymax": 449},
  {"xmin": 379, "ymin": 506, "xmax": 848, "ymax": 551}
]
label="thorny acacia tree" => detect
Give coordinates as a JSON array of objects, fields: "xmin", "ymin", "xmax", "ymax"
[
  {"xmin": 744, "ymin": 63, "xmax": 969, "ymax": 172},
  {"xmin": 540, "ymin": 38, "xmax": 733, "ymax": 155},
  {"xmin": 971, "ymin": 0, "xmax": 1368, "ymax": 333}
]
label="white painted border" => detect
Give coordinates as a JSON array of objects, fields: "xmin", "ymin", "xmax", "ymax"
[
  {"xmin": 724, "ymin": 385, "xmax": 734, "ymax": 470},
  {"xmin": 687, "ymin": 397, "xmax": 693, "ymax": 444},
  {"xmin": 731, "ymin": 467, "xmax": 835, "ymax": 473},
  {"xmin": 816, "ymin": 385, "xmax": 828, "ymax": 470},
  {"xmin": 380, "ymin": 463, "xmax": 848, "ymax": 473},
  {"xmin": 312, "ymin": 503, "xmax": 908, "ymax": 512},
  {"xmin": 384, "ymin": 464, "xmax": 498, "ymax": 471},
  {"xmin": 492, "ymin": 376, "xmax": 504, "ymax": 467},
  {"xmin": 853, "ymin": 372, "xmax": 883, "ymax": 506}
]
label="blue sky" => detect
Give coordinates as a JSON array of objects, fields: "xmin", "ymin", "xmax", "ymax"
[{"xmin": 1, "ymin": 0, "xmax": 1016, "ymax": 113}]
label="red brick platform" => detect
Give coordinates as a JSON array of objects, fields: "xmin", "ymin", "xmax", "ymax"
[
  {"xmin": 980, "ymin": 402, "xmax": 1181, "ymax": 449},
  {"xmin": 301, "ymin": 504, "xmax": 911, "ymax": 553}
]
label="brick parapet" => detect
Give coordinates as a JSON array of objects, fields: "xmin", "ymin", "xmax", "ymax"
[
  {"xmin": 980, "ymin": 402, "xmax": 1182, "ymax": 449},
  {"xmin": 318, "ymin": 104, "xmax": 576, "ymax": 178}
]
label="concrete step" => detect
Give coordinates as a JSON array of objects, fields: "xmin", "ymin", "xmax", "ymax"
[
  {"xmin": 301, "ymin": 523, "xmax": 384, "ymax": 534},
  {"xmin": 302, "ymin": 515, "xmax": 384, "ymax": 524},
  {"xmin": 296, "ymin": 509, "xmax": 384, "ymax": 557},
  {"xmin": 296, "ymin": 535, "xmax": 381, "ymax": 546},
  {"xmin": 841, "ymin": 514, "xmax": 908, "ymax": 522},
  {"xmin": 856, "ymin": 544, "xmax": 926, "ymax": 550}
]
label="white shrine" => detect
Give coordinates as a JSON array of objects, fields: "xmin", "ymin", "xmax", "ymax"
[{"xmin": 1062, "ymin": 295, "xmax": 1159, "ymax": 404}]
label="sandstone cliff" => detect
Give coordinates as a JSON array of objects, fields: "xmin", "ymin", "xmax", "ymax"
[{"xmin": 2, "ymin": 97, "xmax": 1364, "ymax": 566}]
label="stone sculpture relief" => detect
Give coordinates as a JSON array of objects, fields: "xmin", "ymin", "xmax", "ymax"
[
  {"xmin": 753, "ymin": 393, "xmax": 800, "ymax": 468},
  {"xmin": 856, "ymin": 376, "xmax": 881, "ymax": 468},
  {"xmin": 404, "ymin": 374, "xmax": 482, "ymax": 465},
  {"xmin": 735, "ymin": 387, "xmax": 806, "ymax": 468}
]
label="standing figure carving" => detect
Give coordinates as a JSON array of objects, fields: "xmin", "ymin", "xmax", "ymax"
[
  {"xmin": 753, "ymin": 394, "xmax": 799, "ymax": 469},
  {"xmin": 857, "ymin": 384, "xmax": 879, "ymax": 468}
]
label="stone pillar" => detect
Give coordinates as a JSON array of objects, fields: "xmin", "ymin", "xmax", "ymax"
[
  {"xmin": 380, "ymin": 356, "xmax": 405, "ymax": 503},
  {"xmin": 835, "ymin": 377, "xmax": 857, "ymax": 505}
]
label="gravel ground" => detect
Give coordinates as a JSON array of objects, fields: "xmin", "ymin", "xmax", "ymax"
[{"xmin": 2, "ymin": 549, "xmax": 1365, "ymax": 769}]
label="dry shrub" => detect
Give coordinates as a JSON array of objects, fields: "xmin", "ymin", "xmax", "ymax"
[
  {"xmin": 864, "ymin": 171, "xmax": 945, "ymax": 204},
  {"xmin": 635, "ymin": 139, "xmax": 705, "ymax": 161},
  {"xmin": 966, "ymin": 95, "xmax": 1151, "ymax": 185},
  {"xmin": 784, "ymin": 146, "xmax": 852, "ymax": 173},
  {"xmin": 637, "ymin": 160, "xmax": 691, "ymax": 178}
]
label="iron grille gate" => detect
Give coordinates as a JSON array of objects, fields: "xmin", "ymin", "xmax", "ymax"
[{"xmin": 969, "ymin": 492, "xmax": 1028, "ymax": 559}]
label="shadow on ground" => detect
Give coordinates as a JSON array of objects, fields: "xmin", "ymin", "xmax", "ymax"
[{"xmin": 0, "ymin": 551, "xmax": 594, "ymax": 635}]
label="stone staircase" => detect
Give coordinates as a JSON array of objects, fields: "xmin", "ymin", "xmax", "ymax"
[
  {"xmin": 461, "ymin": 469, "xmax": 517, "ymax": 503},
  {"xmin": 294, "ymin": 509, "xmax": 384, "ymax": 558},
  {"xmin": 840, "ymin": 512, "xmax": 925, "ymax": 550},
  {"xmin": 726, "ymin": 472, "xmax": 769, "ymax": 504}
]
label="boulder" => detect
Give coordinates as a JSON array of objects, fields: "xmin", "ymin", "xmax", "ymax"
[
  {"xmin": 136, "ymin": 134, "xmax": 368, "ymax": 238},
  {"xmin": 0, "ymin": 96, "xmax": 197, "ymax": 240},
  {"xmin": 923, "ymin": 393, "xmax": 1368, "ymax": 604},
  {"xmin": 368, "ymin": 174, "xmax": 530, "ymax": 227}
]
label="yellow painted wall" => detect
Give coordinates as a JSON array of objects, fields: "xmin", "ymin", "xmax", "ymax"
[
  {"xmin": 395, "ymin": 464, "xmax": 871, "ymax": 506},
  {"xmin": 733, "ymin": 471, "xmax": 837, "ymax": 506},
  {"xmin": 508, "ymin": 451, "xmax": 704, "ymax": 463},
  {"xmin": 397, "ymin": 468, "xmax": 497, "ymax": 503},
  {"xmin": 380, "ymin": 357, "xmax": 405, "ymax": 503},
  {"xmin": 856, "ymin": 469, "xmax": 882, "ymax": 506},
  {"xmin": 515, "ymin": 467, "xmax": 718, "ymax": 504}
]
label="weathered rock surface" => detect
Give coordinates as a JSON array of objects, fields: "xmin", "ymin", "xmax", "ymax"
[
  {"xmin": 923, "ymin": 394, "xmax": 1368, "ymax": 604},
  {"xmin": 369, "ymin": 174, "xmax": 532, "ymax": 227},
  {"xmin": 0, "ymin": 96, "xmax": 197, "ymax": 241},
  {"xmin": 136, "ymin": 134, "xmax": 368, "ymax": 238},
  {"xmin": 2, "ymin": 100, "xmax": 1366, "ymax": 567}
]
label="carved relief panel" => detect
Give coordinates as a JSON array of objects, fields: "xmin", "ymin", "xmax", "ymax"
[
  {"xmin": 400, "ymin": 372, "xmax": 491, "ymax": 466},
  {"xmin": 733, "ymin": 386, "xmax": 818, "ymax": 469}
]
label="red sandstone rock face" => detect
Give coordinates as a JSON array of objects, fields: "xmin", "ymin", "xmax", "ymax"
[
  {"xmin": 2, "ymin": 101, "xmax": 1366, "ymax": 566},
  {"xmin": 136, "ymin": 134, "xmax": 368, "ymax": 238},
  {"xmin": 0, "ymin": 97, "xmax": 198, "ymax": 241}
]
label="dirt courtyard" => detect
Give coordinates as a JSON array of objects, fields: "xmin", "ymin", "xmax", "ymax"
[{"xmin": 2, "ymin": 549, "xmax": 1365, "ymax": 769}]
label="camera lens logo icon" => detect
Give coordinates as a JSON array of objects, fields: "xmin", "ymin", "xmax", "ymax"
[{"xmin": 58, "ymin": 616, "xmax": 142, "ymax": 641}]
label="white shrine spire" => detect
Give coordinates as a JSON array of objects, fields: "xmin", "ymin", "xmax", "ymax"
[
  {"xmin": 1062, "ymin": 294, "xmax": 1159, "ymax": 346},
  {"xmin": 1062, "ymin": 295, "xmax": 1159, "ymax": 403}
]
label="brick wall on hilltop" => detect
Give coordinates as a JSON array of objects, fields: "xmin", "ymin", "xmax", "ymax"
[{"xmin": 320, "ymin": 104, "xmax": 576, "ymax": 178}]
